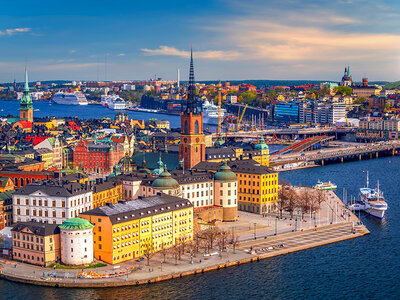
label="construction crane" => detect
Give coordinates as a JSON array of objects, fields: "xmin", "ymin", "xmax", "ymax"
[
  {"xmin": 237, "ymin": 104, "xmax": 248, "ymax": 130},
  {"xmin": 344, "ymin": 111, "xmax": 350, "ymax": 127}
]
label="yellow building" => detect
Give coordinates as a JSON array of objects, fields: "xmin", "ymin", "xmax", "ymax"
[
  {"xmin": 194, "ymin": 158, "xmax": 278, "ymax": 214},
  {"xmin": 35, "ymin": 148, "xmax": 54, "ymax": 170},
  {"xmin": 92, "ymin": 179, "xmax": 123, "ymax": 208},
  {"xmin": 80, "ymin": 193, "xmax": 193, "ymax": 265},
  {"xmin": 0, "ymin": 177, "xmax": 14, "ymax": 192}
]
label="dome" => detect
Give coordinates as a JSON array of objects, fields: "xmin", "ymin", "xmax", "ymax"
[
  {"xmin": 214, "ymin": 161, "xmax": 237, "ymax": 182},
  {"xmin": 119, "ymin": 154, "xmax": 136, "ymax": 167},
  {"xmin": 255, "ymin": 135, "xmax": 269, "ymax": 151},
  {"xmin": 152, "ymin": 167, "xmax": 179, "ymax": 189},
  {"xmin": 59, "ymin": 217, "xmax": 94, "ymax": 230}
]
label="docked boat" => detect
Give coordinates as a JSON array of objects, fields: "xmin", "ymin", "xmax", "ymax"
[
  {"xmin": 100, "ymin": 94, "xmax": 126, "ymax": 110},
  {"xmin": 52, "ymin": 91, "xmax": 88, "ymax": 105},
  {"xmin": 202, "ymin": 99, "xmax": 226, "ymax": 125},
  {"xmin": 358, "ymin": 172, "xmax": 387, "ymax": 219},
  {"xmin": 313, "ymin": 180, "xmax": 337, "ymax": 190}
]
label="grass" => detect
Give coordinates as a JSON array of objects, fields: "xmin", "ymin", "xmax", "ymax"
[{"xmin": 47, "ymin": 262, "xmax": 106, "ymax": 269}]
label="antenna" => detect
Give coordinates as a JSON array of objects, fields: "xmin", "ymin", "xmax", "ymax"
[{"xmin": 366, "ymin": 171, "xmax": 369, "ymax": 188}]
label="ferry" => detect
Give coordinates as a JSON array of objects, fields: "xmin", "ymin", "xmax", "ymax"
[
  {"xmin": 313, "ymin": 180, "xmax": 337, "ymax": 190},
  {"xmin": 202, "ymin": 99, "xmax": 226, "ymax": 125},
  {"xmin": 52, "ymin": 91, "xmax": 88, "ymax": 105},
  {"xmin": 100, "ymin": 94, "xmax": 126, "ymax": 110},
  {"xmin": 358, "ymin": 172, "xmax": 387, "ymax": 219}
]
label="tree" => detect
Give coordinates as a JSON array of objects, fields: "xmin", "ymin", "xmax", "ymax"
[
  {"xmin": 229, "ymin": 233, "xmax": 240, "ymax": 254},
  {"xmin": 239, "ymin": 91, "xmax": 258, "ymax": 105},
  {"xmin": 142, "ymin": 240, "xmax": 154, "ymax": 266},
  {"xmin": 277, "ymin": 180, "xmax": 291, "ymax": 218},
  {"xmin": 385, "ymin": 102, "xmax": 391, "ymax": 112},
  {"xmin": 203, "ymin": 226, "xmax": 220, "ymax": 250},
  {"xmin": 171, "ymin": 244, "xmax": 180, "ymax": 265},
  {"xmin": 353, "ymin": 96, "xmax": 366, "ymax": 105},
  {"xmin": 286, "ymin": 189, "xmax": 299, "ymax": 218},
  {"xmin": 333, "ymin": 86, "xmax": 352, "ymax": 96},
  {"xmin": 217, "ymin": 230, "xmax": 229, "ymax": 255},
  {"xmin": 160, "ymin": 242, "xmax": 168, "ymax": 263}
]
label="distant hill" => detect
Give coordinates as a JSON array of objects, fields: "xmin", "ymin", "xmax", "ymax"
[{"xmin": 384, "ymin": 81, "xmax": 400, "ymax": 89}]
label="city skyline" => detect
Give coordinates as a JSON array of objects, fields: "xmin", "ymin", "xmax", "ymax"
[{"xmin": 1, "ymin": 0, "xmax": 400, "ymax": 82}]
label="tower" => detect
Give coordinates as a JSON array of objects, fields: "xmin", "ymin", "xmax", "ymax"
[
  {"xmin": 179, "ymin": 46, "xmax": 205, "ymax": 169},
  {"xmin": 19, "ymin": 65, "xmax": 33, "ymax": 122}
]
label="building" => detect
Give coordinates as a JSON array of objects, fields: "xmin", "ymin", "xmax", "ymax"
[
  {"xmin": 179, "ymin": 48, "xmax": 206, "ymax": 169},
  {"xmin": 193, "ymin": 159, "xmax": 279, "ymax": 214},
  {"xmin": 340, "ymin": 66, "xmax": 353, "ymax": 87},
  {"xmin": 0, "ymin": 170, "xmax": 55, "ymax": 189},
  {"xmin": 0, "ymin": 177, "xmax": 14, "ymax": 192},
  {"xmin": 74, "ymin": 139, "xmax": 124, "ymax": 175},
  {"xmin": 92, "ymin": 179, "xmax": 123, "ymax": 208},
  {"xmin": 19, "ymin": 67, "xmax": 33, "ymax": 124},
  {"xmin": 214, "ymin": 161, "xmax": 238, "ymax": 221},
  {"xmin": 226, "ymin": 94, "xmax": 238, "ymax": 104},
  {"xmin": 11, "ymin": 222, "xmax": 60, "ymax": 266},
  {"xmin": 0, "ymin": 191, "xmax": 14, "ymax": 227},
  {"xmin": 35, "ymin": 148, "xmax": 54, "ymax": 170},
  {"xmin": 12, "ymin": 180, "xmax": 93, "ymax": 224},
  {"xmin": 328, "ymin": 104, "xmax": 346, "ymax": 125},
  {"xmin": 80, "ymin": 193, "xmax": 193, "ymax": 265},
  {"xmin": 352, "ymin": 86, "xmax": 382, "ymax": 98},
  {"xmin": 59, "ymin": 217, "xmax": 94, "ymax": 265},
  {"xmin": 273, "ymin": 102, "xmax": 299, "ymax": 123},
  {"xmin": 357, "ymin": 119, "xmax": 400, "ymax": 140}
]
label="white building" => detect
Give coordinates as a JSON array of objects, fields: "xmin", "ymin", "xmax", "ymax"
[
  {"xmin": 13, "ymin": 181, "xmax": 93, "ymax": 225},
  {"xmin": 59, "ymin": 217, "xmax": 94, "ymax": 265},
  {"xmin": 226, "ymin": 95, "xmax": 238, "ymax": 104}
]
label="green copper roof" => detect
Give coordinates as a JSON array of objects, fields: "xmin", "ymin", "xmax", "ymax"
[
  {"xmin": 59, "ymin": 217, "xmax": 94, "ymax": 230},
  {"xmin": 214, "ymin": 161, "xmax": 237, "ymax": 182},
  {"xmin": 152, "ymin": 167, "xmax": 179, "ymax": 189},
  {"xmin": 255, "ymin": 135, "xmax": 269, "ymax": 151},
  {"xmin": 20, "ymin": 66, "xmax": 33, "ymax": 109}
]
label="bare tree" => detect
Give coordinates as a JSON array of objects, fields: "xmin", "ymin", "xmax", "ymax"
[
  {"xmin": 171, "ymin": 244, "xmax": 180, "ymax": 265},
  {"xmin": 160, "ymin": 242, "xmax": 168, "ymax": 263},
  {"xmin": 299, "ymin": 188, "xmax": 313, "ymax": 220},
  {"xmin": 314, "ymin": 189, "xmax": 326, "ymax": 209},
  {"xmin": 203, "ymin": 226, "xmax": 220, "ymax": 250},
  {"xmin": 229, "ymin": 233, "xmax": 240, "ymax": 254},
  {"xmin": 142, "ymin": 240, "xmax": 154, "ymax": 266},
  {"xmin": 278, "ymin": 181, "xmax": 291, "ymax": 218},
  {"xmin": 286, "ymin": 189, "xmax": 299, "ymax": 218},
  {"xmin": 217, "ymin": 230, "xmax": 229, "ymax": 254}
]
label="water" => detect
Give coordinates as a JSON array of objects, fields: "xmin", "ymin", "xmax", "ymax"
[
  {"xmin": 0, "ymin": 100, "xmax": 182, "ymax": 128},
  {"xmin": 1, "ymin": 101, "xmax": 400, "ymax": 299}
]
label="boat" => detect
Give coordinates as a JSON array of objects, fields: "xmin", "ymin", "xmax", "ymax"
[
  {"xmin": 52, "ymin": 91, "xmax": 88, "ymax": 105},
  {"xmin": 202, "ymin": 99, "xmax": 226, "ymax": 125},
  {"xmin": 358, "ymin": 172, "xmax": 387, "ymax": 219},
  {"xmin": 100, "ymin": 94, "xmax": 126, "ymax": 110},
  {"xmin": 313, "ymin": 180, "xmax": 337, "ymax": 190}
]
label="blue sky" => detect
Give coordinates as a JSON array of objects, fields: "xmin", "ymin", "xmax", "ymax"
[{"xmin": 1, "ymin": 0, "xmax": 400, "ymax": 82}]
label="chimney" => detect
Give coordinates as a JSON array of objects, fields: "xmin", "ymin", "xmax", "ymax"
[
  {"xmin": 157, "ymin": 192, "xmax": 162, "ymax": 196},
  {"xmin": 118, "ymin": 200, "xmax": 127, "ymax": 204},
  {"xmin": 105, "ymin": 202, "xmax": 114, "ymax": 207},
  {"xmin": 138, "ymin": 196, "xmax": 143, "ymax": 200}
]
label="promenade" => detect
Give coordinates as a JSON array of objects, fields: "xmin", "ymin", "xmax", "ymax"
[{"xmin": 0, "ymin": 191, "xmax": 369, "ymax": 288}]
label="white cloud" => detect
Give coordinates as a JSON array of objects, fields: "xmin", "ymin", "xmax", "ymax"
[
  {"xmin": 0, "ymin": 28, "xmax": 31, "ymax": 36},
  {"xmin": 117, "ymin": 53, "xmax": 126, "ymax": 56},
  {"xmin": 141, "ymin": 45, "xmax": 240, "ymax": 60},
  {"xmin": 70, "ymin": 49, "xmax": 77, "ymax": 54}
]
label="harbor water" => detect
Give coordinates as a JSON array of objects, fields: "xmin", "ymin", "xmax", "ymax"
[{"xmin": 1, "ymin": 101, "xmax": 400, "ymax": 299}]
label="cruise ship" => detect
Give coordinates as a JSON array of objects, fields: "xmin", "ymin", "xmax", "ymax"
[
  {"xmin": 202, "ymin": 99, "xmax": 226, "ymax": 125},
  {"xmin": 313, "ymin": 180, "xmax": 337, "ymax": 190},
  {"xmin": 101, "ymin": 94, "xmax": 126, "ymax": 110},
  {"xmin": 52, "ymin": 91, "xmax": 88, "ymax": 105}
]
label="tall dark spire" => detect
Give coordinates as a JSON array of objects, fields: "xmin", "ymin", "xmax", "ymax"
[{"xmin": 185, "ymin": 45, "xmax": 198, "ymax": 114}]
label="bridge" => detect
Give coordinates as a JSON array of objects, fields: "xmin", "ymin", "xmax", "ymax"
[
  {"xmin": 272, "ymin": 135, "xmax": 334, "ymax": 155},
  {"xmin": 214, "ymin": 127, "xmax": 354, "ymax": 140},
  {"xmin": 270, "ymin": 141, "xmax": 400, "ymax": 169}
]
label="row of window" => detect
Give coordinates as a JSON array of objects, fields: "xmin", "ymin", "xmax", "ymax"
[
  {"xmin": 15, "ymin": 197, "xmax": 91, "ymax": 207},
  {"xmin": 14, "ymin": 252, "xmax": 44, "ymax": 262},
  {"xmin": 181, "ymin": 183, "xmax": 213, "ymax": 190}
]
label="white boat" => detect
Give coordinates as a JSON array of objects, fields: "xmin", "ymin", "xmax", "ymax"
[
  {"xmin": 313, "ymin": 180, "xmax": 337, "ymax": 190},
  {"xmin": 101, "ymin": 94, "xmax": 126, "ymax": 110},
  {"xmin": 358, "ymin": 172, "xmax": 387, "ymax": 219},
  {"xmin": 52, "ymin": 91, "xmax": 88, "ymax": 105},
  {"xmin": 202, "ymin": 99, "xmax": 226, "ymax": 125}
]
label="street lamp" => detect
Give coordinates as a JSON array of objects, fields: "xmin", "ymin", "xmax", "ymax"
[
  {"xmin": 275, "ymin": 215, "xmax": 278, "ymax": 236},
  {"xmin": 253, "ymin": 223, "xmax": 257, "ymax": 240}
]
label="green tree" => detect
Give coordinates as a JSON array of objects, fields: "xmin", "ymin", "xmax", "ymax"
[
  {"xmin": 385, "ymin": 102, "xmax": 391, "ymax": 111},
  {"xmin": 353, "ymin": 96, "xmax": 366, "ymax": 105},
  {"xmin": 333, "ymin": 86, "xmax": 352, "ymax": 96},
  {"xmin": 239, "ymin": 91, "xmax": 258, "ymax": 105}
]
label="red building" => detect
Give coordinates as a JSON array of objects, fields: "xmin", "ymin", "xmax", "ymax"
[
  {"xmin": 0, "ymin": 171, "xmax": 56, "ymax": 188},
  {"xmin": 74, "ymin": 139, "xmax": 124, "ymax": 174},
  {"xmin": 179, "ymin": 48, "xmax": 205, "ymax": 170}
]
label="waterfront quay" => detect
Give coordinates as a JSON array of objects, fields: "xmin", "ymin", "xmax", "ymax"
[{"xmin": 0, "ymin": 191, "xmax": 368, "ymax": 288}]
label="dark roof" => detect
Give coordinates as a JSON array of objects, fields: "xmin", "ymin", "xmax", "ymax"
[
  {"xmin": 14, "ymin": 180, "xmax": 91, "ymax": 197},
  {"xmin": 81, "ymin": 193, "xmax": 193, "ymax": 225},
  {"xmin": 193, "ymin": 159, "xmax": 277, "ymax": 175},
  {"xmin": 61, "ymin": 172, "xmax": 87, "ymax": 182},
  {"xmin": 0, "ymin": 190, "xmax": 14, "ymax": 203},
  {"xmin": 11, "ymin": 222, "xmax": 60, "ymax": 236},
  {"xmin": 169, "ymin": 169, "xmax": 213, "ymax": 184},
  {"xmin": 92, "ymin": 179, "xmax": 120, "ymax": 193}
]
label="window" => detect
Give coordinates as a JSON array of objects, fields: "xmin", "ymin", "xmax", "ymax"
[
  {"xmin": 98, "ymin": 236, "xmax": 102, "ymax": 241},
  {"xmin": 184, "ymin": 120, "xmax": 189, "ymax": 134},
  {"xmin": 99, "ymin": 244, "xmax": 102, "ymax": 250},
  {"xmin": 98, "ymin": 226, "xmax": 102, "ymax": 232},
  {"xmin": 71, "ymin": 248, "xmax": 73, "ymax": 252},
  {"xmin": 195, "ymin": 120, "xmax": 199, "ymax": 134}
]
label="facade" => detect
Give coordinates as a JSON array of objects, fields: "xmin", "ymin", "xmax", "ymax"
[
  {"xmin": 179, "ymin": 48, "xmax": 206, "ymax": 169},
  {"xmin": 214, "ymin": 162, "xmax": 238, "ymax": 221},
  {"xmin": 0, "ymin": 177, "xmax": 15, "ymax": 192},
  {"xmin": 11, "ymin": 222, "xmax": 60, "ymax": 267},
  {"xmin": 80, "ymin": 193, "xmax": 193, "ymax": 265},
  {"xmin": 35, "ymin": 148, "xmax": 54, "ymax": 170},
  {"xmin": 0, "ymin": 170, "xmax": 55, "ymax": 189},
  {"xmin": 357, "ymin": 119, "xmax": 400, "ymax": 140},
  {"xmin": 73, "ymin": 139, "xmax": 124, "ymax": 174},
  {"xmin": 13, "ymin": 180, "xmax": 93, "ymax": 224},
  {"xmin": 273, "ymin": 102, "xmax": 299, "ymax": 123},
  {"xmin": 92, "ymin": 179, "xmax": 123, "ymax": 208},
  {"xmin": 59, "ymin": 218, "xmax": 94, "ymax": 265}
]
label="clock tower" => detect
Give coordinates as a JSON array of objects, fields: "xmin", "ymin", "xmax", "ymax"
[{"xmin": 179, "ymin": 47, "xmax": 205, "ymax": 169}]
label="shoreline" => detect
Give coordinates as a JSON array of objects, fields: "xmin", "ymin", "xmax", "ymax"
[{"xmin": 0, "ymin": 222, "xmax": 369, "ymax": 288}]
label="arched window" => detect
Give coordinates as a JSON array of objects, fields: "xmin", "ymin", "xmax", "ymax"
[
  {"xmin": 195, "ymin": 120, "xmax": 199, "ymax": 134},
  {"xmin": 184, "ymin": 120, "xmax": 189, "ymax": 134},
  {"xmin": 15, "ymin": 178, "xmax": 18, "ymax": 186},
  {"xmin": 26, "ymin": 178, "xmax": 29, "ymax": 185},
  {"xmin": 20, "ymin": 178, "xmax": 24, "ymax": 187}
]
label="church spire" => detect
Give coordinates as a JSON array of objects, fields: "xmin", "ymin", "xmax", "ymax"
[
  {"xmin": 24, "ymin": 63, "xmax": 29, "ymax": 92},
  {"xmin": 185, "ymin": 45, "xmax": 198, "ymax": 115}
]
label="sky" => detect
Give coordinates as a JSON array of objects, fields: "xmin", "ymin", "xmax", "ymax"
[{"xmin": 1, "ymin": 0, "xmax": 400, "ymax": 82}]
